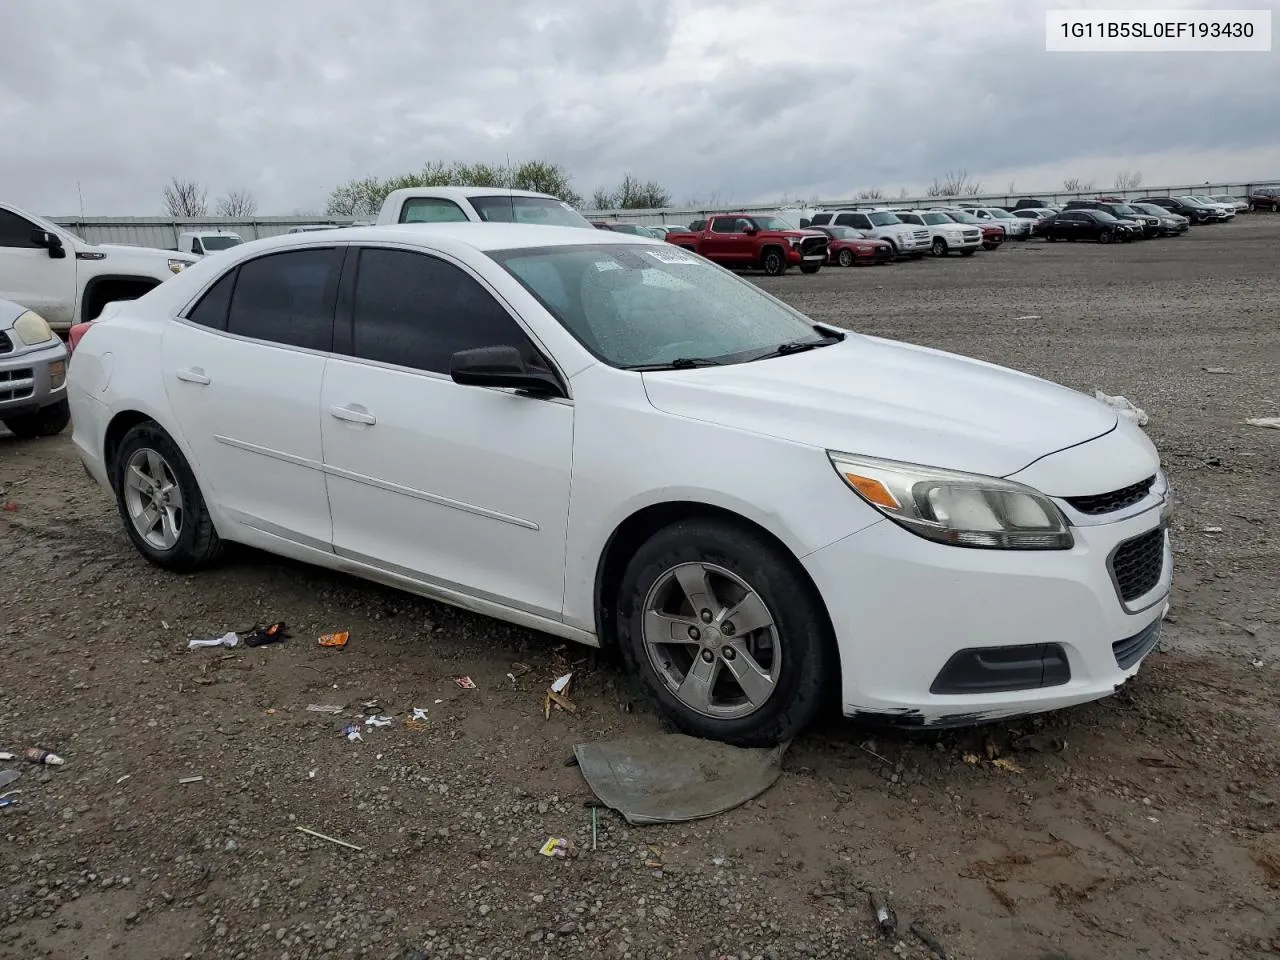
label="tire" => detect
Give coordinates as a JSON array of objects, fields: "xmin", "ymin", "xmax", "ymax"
[
  {"xmin": 960, "ymin": 249, "xmax": 976, "ymax": 257},
  {"xmin": 1099, "ymin": 230, "xmax": 1113, "ymax": 244},
  {"xmin": 837, "ymin": 249, "xmax": 854, "ymax": 267},
  {"xmin": 111, "ymin": 421, "xmax": 221, "ymax": 572},
  {"xmin": 884, "ymin": 239, "xmax": 899, "ymax": 259},
  {"xmin": 909, "ymin": 252, "xmax": 925, "ymax": 260},
  {"xmin": 930, "ymin": 237, "xmax": 947, "ymax": 257},
  {"xmin": 1045, "ymin": 233, "xmax": 1057, "ymax": 242},
  {"xmin": 2, "ymin": 399, "xmax": 70, "ymax": 439},
  {"xmin": 615, "ymin": 519, "xmax": 833, "ymax": 746},
  {"xmin": 799, "ymin": 263, "xmax": 821, "ymax": 275},
  {"xmin": 760, "ymin": 247, "xmax": 787, "ymax": 276}
]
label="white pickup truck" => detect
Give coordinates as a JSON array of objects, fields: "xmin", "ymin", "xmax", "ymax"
[
  {"xmin": 375, "ymin": 187, "xmax": 594, "ymax": 228},
  {"xmin": 1, "ymin": 200, "xmax": 197, "ymax": 332},
  {"xmin": 175, "ymin": 230, "xmax": 244, "ymax": 257}
]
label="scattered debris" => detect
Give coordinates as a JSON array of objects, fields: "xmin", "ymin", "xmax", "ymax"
[
  {"xmin": 1093, "ymin": 390, "xmax": 1149, "ymax": 426},
  {"xmin": 1202, "ymin": 526, "xmax": 1224, "ymax": 533},
  {"xmin": 23, "ymin": 747, "xmax": 64, "ymax": 766},
  {"xmin": 1013, "ymin": 314, "xmax": 1041, "ymax": 321},
  {"xmin": 243, "ymin": 621, "xmax": 290, "ymax": 647},
  {"xmin": 539, "ymin": 837, "xmax": 573, "ymax": 859},
  {"xmin": 0, "ymin": 790, "xmax": 19, "ymax": 808},
  {"xmin": 857, "ymin": 742, "xmax": 891, "ymax": 765},
  {"xmin": 1252, "ymin": 658, "xmax": 1265, "ymax": 669},
  {"xmin": 318, "ymin": 630, "xmax": 349, "ymax": 648},
  {"xmin": 1255, "ymin": 846, "xmax": 1280, "ymax": 884},
  {"xmin": 869, "ymin": 891, "xmax": 897, "ymax": 937},
  {"xmin": 364, "ymin": 715, "xmax": 392, "ymax": 728},
  {"xmin": 178, "ymin": 775, "xmax": 203, "ymax": 785},
  {"xmin": 910, "ymin": 920, "xmax": 948, "ymax": 958},
  {"xmin": 306, "ymin": 703, "xmax": 345, "ymax": 714},
  {"xmin": 2, "ymin": 503, "xmax": 16, "ymax": 513},
  {"xmin": 963, "ymin": 753, "xmax": 982, "ymax": 765},
  {"xmin": 411, "ymin": 708, "xmax": 429, "ymax": 721},
  {"xmin": 573, "ymin": 733, "xmax": 787, "ymax": 825},
  {"xmin": 642, "ymin": 844, "xmax": 663, "ymax": 869},
  {"xmin": 188, "ymin": 631, "xmax": 238, "ymax": 650},
  {"xmin": 0, "ymin": 769, "xmax": 20, "ymax": 790},
  {"xmin": 1245, "ymin": 417, "xmax": 1280, "ymax": 429},
  {"xmin": 342, "ymin": 723, "xmax": 363, "ymax": 742},
  {"xmin": 296, "ymin": 825, "xmax": 363, "ymax": 852},
  {"xmin": 1203, "ymin": 366, "xmax": 1231, "ymax": 374},
  {"xmin": 510, "ymin": 662, "xmax": 533, "ymax": 678},
  {"xmin": 115, "ymin": 774, "xmax": 131, "ymax": 785},
  {"xmin": 1010, "ymin": 733, "xmax": 1066, "ymax": 754},
  {"xmin": 545, "ymin": 672, "xmax": 578, "ymax": 719},
  {"xmin": 591, "ymin": 806, "xmax": 599, "ymax": 850},
  {"xmin": 454, "ymin": 676, "xmax": 477, "ymax": 689},
  {"xmin": 0, "ymin": 752, "xmax": 14, "ymax": 761},
  {"xmin": 992, "ymin": 757, "xmax": 1025, "ymax": 774}
]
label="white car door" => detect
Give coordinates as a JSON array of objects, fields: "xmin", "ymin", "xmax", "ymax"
[
  {"xmin": 0, "ymin": 206, "xmax": 77, "ymax": 328},
  {"xmin": 320, "ymin": 244, "xmax": 574, "ymax": 621},
  {"xmin": 161, "ymin": 246, "xmax": 341, "ymax": 550}
]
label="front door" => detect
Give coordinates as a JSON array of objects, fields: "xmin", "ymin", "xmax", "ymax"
[
  {"xmin": 161, "ymin": 246, "xmax": 342, "ymax": 549},
  {"xmin": 705, "ymin": 216, "xmax": 753, "ymax": 265},
  {"xmin": 0, "ymin": 206, "xmax": 77, "ymax": 328},
  {"xmin": 320, "ymin": 245, "xmax": 574, "ymax": 621}
]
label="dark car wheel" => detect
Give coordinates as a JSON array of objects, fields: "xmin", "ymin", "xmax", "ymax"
[
  {"xmin": 112, "ymin": 421, "xmax": 222, "ymax": 572},
  {"xmin": 837, "ymin": 248, "xmax": 854, "ymax": 267},
  {"xmin": 1045, "ymin": 232, "xmax": 1058, "ymax": 242},
  {"xmin": 760, "ymin": 248, "xmax": 787, "ymax": 276},
  {"xmin": 2, "ymin": 399, "xmax": 70, "ymax": 439},
  {"xmin": 799, "ymin": 262, "xmax": 821, "ymax": 274},
  {"xmin": 960, "ymin": 249, "xmax": 976, "ymax": 256},
  {"xmin": 930, "ymin": 237, "xmax": 947, "ymax": 257},
  {"xmin": 1099, "ymin": 230, "xmax": 1113, "ymax": 244},
  {"xmin": 615, "ymin": 518, "xmax": 834, "ymax": 747}
]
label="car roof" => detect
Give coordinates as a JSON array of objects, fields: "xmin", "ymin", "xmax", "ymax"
[{"xmin": 383, "ymin": 186, "xmax": 562, "ymax": 202}]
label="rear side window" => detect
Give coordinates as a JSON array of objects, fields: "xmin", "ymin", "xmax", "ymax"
[
  {"xmin": 226, "ymin": 248, "xmax": 341, "ymax": 351},
  {"xmin": 399, "ymin": 198, "xmax": 469, "ymax": 223},
  {"xmin": 809, "ymin": 213, "xmax": 832, "ymax": 225},
  {"xmin": 185, "ymin": 270, "xmax": 237, "ymax": 331},
  {"xmin": 350, "ymin": 248, "xmax": 533, "ymax": 375}
]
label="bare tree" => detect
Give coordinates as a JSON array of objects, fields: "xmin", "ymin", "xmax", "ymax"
[
  {"xmin": 1007, "ymin": 180, "xmax": 1018, "ymax": 195},
  {"xmin": 162, "ymin": 178, "xmax": 208, "ymax": 217},
  {"xmin": 856, "ymin": 188, "xmax": 885, "ymax": 201},
  {"xmin": 592, "ymin": 173, "xmax": 672, "ymax": 210},
  {"xmin": 925, "ymin": 170, "xmax": 983, "ymax": 198},
  {"xmin": 326, "ymin": 159, "xmax": 584, "ymax": 216},
  {"xmin": 1113, "ymin": 170, "xmax": 1143, "ymax": 191},
  {"xmin": 1062, "ymin": 176, "xmax": 1094, "ymax": 193},
  {"xmin": 898, "ymin": 187, "xmax": 910, "ymax": 199},
  {"xmin": 215, "ymin": 189, "xmax": 258, "ymax": 218}
]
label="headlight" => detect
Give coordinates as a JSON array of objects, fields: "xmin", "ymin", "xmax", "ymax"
[
  {"xmin": 827, "ymin": 451, "xmax": 1074, "ymax": 550},
  {"xmin": 13, "ymin": 310, "xmax": 54, "ymax": 346},
  {"xmin": 167, "ymin": 258, "xmax": 189, "ymax": 274}
]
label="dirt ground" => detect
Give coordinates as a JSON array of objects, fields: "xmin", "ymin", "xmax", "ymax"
[{"xmin": 2, "ymin": 217, "xmax": 1278, "ymax": 960}]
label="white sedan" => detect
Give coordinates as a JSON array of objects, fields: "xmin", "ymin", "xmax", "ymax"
[{"xmin": 67, "ymin": 224, "xmax": 1172, "ymax": 745}]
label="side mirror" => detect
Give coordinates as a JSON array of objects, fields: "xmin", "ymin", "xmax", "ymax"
[
  {"xmin": 449, "ymin": 345, "xmax": 565, "ymax": 398},
  {"xmin": 742, "ymin": 225, "xmax": 758, "ymax": 235},
  {"xmin": 31, "ymin": 229, "xmax": 66, "ymax": 259}
]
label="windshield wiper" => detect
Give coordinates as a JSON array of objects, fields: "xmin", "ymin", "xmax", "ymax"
[
  {"xmin": 748, "ymin": 334, "xmax": 843, "ymax": 361},
  {"xmin": 626, "ymin": 357, "xmax": 725, "ymax": 371}
]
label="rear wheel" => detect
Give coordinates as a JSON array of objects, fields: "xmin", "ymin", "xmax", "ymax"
[
  {"xmin": 616, "ymin": 519, "xmax": 833, "ymax": 746},
  {"xmin": 837, "ymin": 249, "xmax": 854, "ymax": 267},
  {"xmin": 112, "ymin": 422, "xmax": 221, "ymax": 571},
  {"xmin": 760, "ymin": 247, "xmax": 787, "ymax": 276},
  {"xmin": 799, "ymin": 263, "xmax": 821, "ymax": 274},
  {"xmin": 930, "ymin": 237, "xmax": 947, "ymax": 257},
  {"xmin": 2, "ymin": 399, "xmax": 70, "ymax": 439}
]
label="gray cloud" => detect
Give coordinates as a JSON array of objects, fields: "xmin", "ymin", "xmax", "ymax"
[{"xmin": 0, "ymin": 0, "xmax": 1275, "ymax": 216}]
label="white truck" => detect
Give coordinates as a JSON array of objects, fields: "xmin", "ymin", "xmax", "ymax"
[
  {"xmin": 1, "ymin": 200, "xmax": 197, "ymax": 332},
  {"xmin": 805, "ymin": 208, "xmax": 931, "ymax": 258},
  {"xmin": 175, "ymin": 230, "xmax": 244, "ymax": 257},
  {"xmin": 375, "ymin": 187, "xmax": 594, "ymax": 228},
  {"xmin": 892, "ymin": 210, "xmax": 983, "ymax": 257}
]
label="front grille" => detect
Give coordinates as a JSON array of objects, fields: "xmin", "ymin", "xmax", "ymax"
[
  {"xmin": 1110, "ymin": 528, "xmax": 1165, "ymax": 603},
  {"xmin": 1113, "ymin": 619, "xmax": 1161, "ymax": 670},
  {"xmin": 0, "ymin": 331, "xmax": 12, "ymax": 354},
  {"xmin": 800, "ymin": 237, "xmax": 828, "ymax": 256},
  {"xmin": 0, "ymin": 367, "xmax": 35, "ymax": 402},
  {"xmin": 912, "ymin": 229, "xmax": 929, "ymax": 241},
  {"xmin": 1065, "ymin": 476, "xmax": 1156, "ymax": 515},
  {"xmin": 963, "ymin": 230, "xmax": 981, "ymax": 239}
]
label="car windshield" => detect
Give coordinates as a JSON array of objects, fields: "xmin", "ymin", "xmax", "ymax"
[
  {"xmin": 866, "ymin": 212, "xmax": 901, "ymax": 226},
  {"xmin": 1175, "ymin": 196, "xmax": 1208, "ymax": 207},
  {"xmin": 1109, "ymin": 205, "xmax": 1139, "ymax": 216},
  {"xmin": 1092, "ymin": 211, "xmax": 1119, "ymax": 222},
  {"xmin": 471, "ymin": 195, "xmax": 593, "ymax": 228},
  {"xmin": 200, "ymin": 236, "xmax": 242, "ymax": 251},
  {"xmin": 946, "ymin": 212, "xmax": 981, "ymax": 224},
  {"xmin": 985, "ymin": 209, "xmax": 1015, "ymax": 219},
  {"xmin": 492, "ymin": 242, "xmax": 828, "ymax": 369},
  {"xmin": 825, "ymin": 226, "xmax": 863, "ymax": 239},
  {"xmin": 1133, "ymin": 204, "xmax": 1165, "ymax": 216},
  {"xmin": 751, "ymin": 216, "xmax": 796, "ymax": 231},
  {"xmin": 920, "ymin": 213, "xmax": 952, "ymax": 225}
]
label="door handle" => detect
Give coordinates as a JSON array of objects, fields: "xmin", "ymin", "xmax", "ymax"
[
  {"xmin": 176, "ymin": 368, "xmax": 211, "ymax": 385},
  {"xmin": 329, "ymin": 404, "xmax": 376, "ymax": 425}
]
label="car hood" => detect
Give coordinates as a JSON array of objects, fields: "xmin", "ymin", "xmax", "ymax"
[
  {"xmin": 94, "ymin": 242, "xmax": 195, "ymax": 262},
  {"xmin": 641, "ymin": 336, "xmax": 1119, "ymax": 478}
]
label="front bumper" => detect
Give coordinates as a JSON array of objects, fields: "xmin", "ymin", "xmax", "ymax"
[
  {"xmin": 0, "ymin": 340, "xmax": 68, "ymax": 417},
  {"xmin": 804, "ymin": 497, "xmax": 1171, "ymax": 726}
]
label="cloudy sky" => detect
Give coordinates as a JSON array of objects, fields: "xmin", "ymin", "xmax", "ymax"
[{"xmin": 1, "ymin": 0, "xmax": 1276, "ymax": 216}]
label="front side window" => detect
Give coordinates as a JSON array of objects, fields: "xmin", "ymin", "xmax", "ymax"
[
  {"xmin": 470, "ymin": 195, "xmax": 592, "ymax": 228},
  {"xmin": 350, "ymin": 247, "xmax": 534, "ymax": 375},
  {"xmin": 494, "ymin": 242, "xmax": 824, "ymax": 369},
  {"xmin": 399, "ymin": 198, "xmax": 469, "ymax": 224},
  {"xmin": 225, "ymin": 248, "xmax": 341, "ymax": 351},
  {"xmin": 0, "ymin": 208, "xmax": 41, "ymax": 248},
  {"xmin": 750, "ymin": 216, "xmax": 796, "ymax": 231},
  {"xmin": 709, "ymin": 217, "xmax": 744, "ymax": 234}
]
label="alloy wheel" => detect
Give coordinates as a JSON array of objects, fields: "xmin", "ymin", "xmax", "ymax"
[{"xmin": 123, "ymin": 448, "xmax": 184, "ymax": 550}]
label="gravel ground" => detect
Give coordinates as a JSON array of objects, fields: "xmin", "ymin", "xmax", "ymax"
[{"xmin": 2, "ymin": 217, "xmax": 1278, "ymax": 960}]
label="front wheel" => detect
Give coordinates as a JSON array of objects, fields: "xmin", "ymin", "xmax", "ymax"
[
  {"xmin": 960, "ymin": 248, "xmax": 976, "ymax": 257},
  {"xmin": 760, "ymin": 248, "xmax": 787, "ymax": 276},
  {"xmin": 837, "ymin": 249, "xmax": 854, "ymax": 267},
  {"xmin": 616, "ymin": 519, "xmax": 834, "ymax": 746},
  {"xmin": 2, "ymin": 399, "xmax": 70, "ymax": 439},
  {"xmin": 930, "ymin": 237, "xmax": 947, "ymax": 257},
  {"xmin": 1099, "ymin": 230, "xmax": 1113, "ymax": 244},
  {"xmin": 1045, "ymin": 233, "xmax": 1057, "ymax": 242},
  {"xmin": 112, "ymin": 422, "xmax": 222, "ymax": 572},
  {"xmin": 799, "ymin": 262, "xmax": 821, "ymax": 274}
]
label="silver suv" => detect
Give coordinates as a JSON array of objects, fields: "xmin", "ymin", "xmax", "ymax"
[
  {"xmin": 962, "ymin": 207, "xmax": 1033, "ymax": 239},
  {"xmin": 0, "ymin": 298, "xmax": 69, "ymax": 438},
  {"xmin": 807, "ymin": 209, "xmax": 930, "ymax": 258}
]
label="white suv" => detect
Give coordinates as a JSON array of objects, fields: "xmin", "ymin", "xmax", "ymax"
[
  {"xmin": 894, "ymin": 210, "xmax": 983, "ymax": 257},
  {"xmin": 807, "ymin": 209, "xmax": 930, "ymax": 258},
  {"xmin": 962, "ymin": 207, "xmax": 1033, "ymax": 239}
]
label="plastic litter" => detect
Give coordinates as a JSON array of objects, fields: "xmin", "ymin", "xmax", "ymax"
[
  {"xmin": 296, "ymin": 825, "xmax": 362, "ymax": 852},
  {"xmin": 545, "ymin": 672, "xmax": 578, "ymax": 719},
  {"xmin": 243, "ymin": 621, "xmax": 290, "ymax": 647},
  {"xmin": 318, "ymin": 631, "xmax": 349, "ymax": 648},
  {"xmin": 188, "ymin": 631, "xmax": 238, "ymax": 649},
  {"xmin": 306, "ymin": 703, "xmax": 345, "ymax": 714},
  {"xmin": 342, "ymin": 723, "xmax": 363, "ymax": 742},
  {"xmin": 0, "ymin": 769, "xmax": 20, "ymax": 790},
  {"xmin": 23, "ymin": 747, "xmax": 64, "ymax": 766},
  {"xmin": 869, "ymin": 891, "xmax": 897, "ymax": 937},
  {"xmin": 1204, "ymin": 367, "xmax": 1231, "ymax": 374},
  {"xmin": 0, "ymin": 752, "xmax": 15, "ymax": 761},
  {"xmin": 539, "ymin": 837, "xmax": 573, "ymax": 859},
  {"xmin": 1245, "ymin": 417, "xmax": 1280, "ymax": 429},
  {"xmin": 411, "ymin": 708, "xmax": 429, "ymax": 721},
  {"xmin": 364, "ymin": 715, "xmax": 392, "ymax": 727},
  {"xmin": 454, "ymin": 676, "xmax": 477, "ymax": 689},
  {"xmin": 1093, "ymin": 390, "xmax": 1149, "ymax": 426},
  {"xmin": 0, "ymin": 791, "xmax": 19, "ymax": 808},
  {"xmin": 178, "ymin": 775, "xmax": 203, "ymax": 784},
  {"xmin": 573, "ymin": 733, "xmax": 787, "ymax": 825}
]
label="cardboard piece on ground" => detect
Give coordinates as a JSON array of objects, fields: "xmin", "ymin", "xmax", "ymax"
[{"xmin": 573, "ymin": 733, "xmax": 787, "ymax": 825}]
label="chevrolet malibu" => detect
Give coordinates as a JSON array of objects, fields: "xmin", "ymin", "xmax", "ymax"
[{"xmin": 67, "ymin": 224, "xmax": 1172, "ymax": 746}]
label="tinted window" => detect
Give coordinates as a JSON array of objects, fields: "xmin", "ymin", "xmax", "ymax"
[
  {"xmin": 709, "ymin": 217, "xmax": 746, "ymax": 234},
  {"xmin": 470, "ymin": 195, "xmax": 591, "ymax": 228},
  {"xmin": 399, "ymin": 198, "xmax": 469, "ymax": 224},
  {"xmin": 185, "ymin": 269, "xmax": 237, "ymax": 331},
  {"xmin": 809, "ymin": 213, "xmax": 832, "ymax": 225},
  {"xmin": 351, "ymin": 248, "xmax": 532, "ymax": 374},
  {"xmin": 0, "ymin": 208, "xmax": 41, "ymax": 248},
  {"xmin": 226, "ymin": 248, "xmax": 340, "ymax": 350}
]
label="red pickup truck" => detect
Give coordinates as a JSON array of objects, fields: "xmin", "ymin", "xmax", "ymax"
[{"xmin": 663, "ymin": 214, "xmax": 830, "ymax": 276}]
